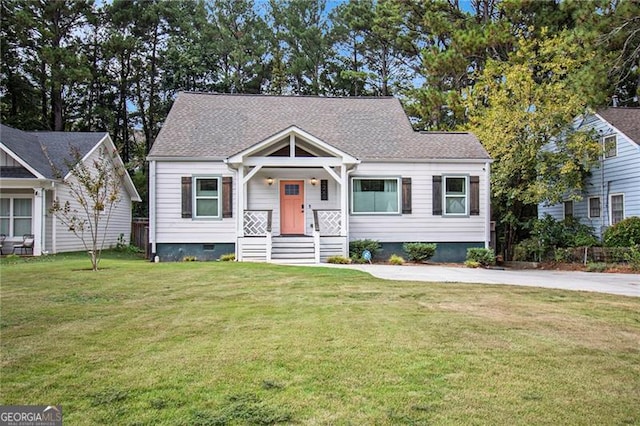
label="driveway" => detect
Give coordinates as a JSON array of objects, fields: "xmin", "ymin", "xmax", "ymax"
[{"xmin": 319, "ymin": 264, "xmax": 640, "ymax": 297}]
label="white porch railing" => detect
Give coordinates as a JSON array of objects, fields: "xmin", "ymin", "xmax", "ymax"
[
  {"xmin": 243, "ymin": 210, "xmax": 272, "ymax": 236},
  {"xmin": 313, "ymin": 210, "xmax": 343, "ymax": 263},
  {"xmin": 239, "ymin": 210, "xmax": 272, "ymax": 262},
  {"xmin": 239, "ymin": 209, "xmax": 345, "ymax": 263},
  {"xmin": 313, "ymin": 209, "xmax": 341, "ymax": 236}
]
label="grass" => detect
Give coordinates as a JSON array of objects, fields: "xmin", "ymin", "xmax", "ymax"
[{"xmin": 1, "ymin": 252, "xmax": 639, "ymax": 425}]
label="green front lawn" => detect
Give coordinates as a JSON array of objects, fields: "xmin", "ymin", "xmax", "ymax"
[{"xmin": 1, "ymin": 253, "xmax": 639, "ymax": 425}]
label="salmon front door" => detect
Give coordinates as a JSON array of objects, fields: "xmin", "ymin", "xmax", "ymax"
[{"xmin": 280, "ymin": 180, "xmax": 305, "ymax": 235}]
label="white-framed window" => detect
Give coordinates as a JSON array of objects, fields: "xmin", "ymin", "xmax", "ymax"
[
  {"xmin": 603, "ymin": 135, "xmax": 617, "ymax": 158},
  {"xmin": 351, "ymin": 177, "xmax": 400, "ymax": 214},
  {"xmin": 563, "ymin": 200, "xmax": 574, "ymax": 219},
  {"xmin": 0, "ymin": 197, "xmax": 32, "ymax": 237},
  {"xmin": 610, "ymin": 194, "xmax": 624, "ymax": 225},
  {"xmin": 588, "ymin": 197, "xmax": 601, "ymax": 219},
  {"xmin": 194, "ymin": 177, "xmax": 221, "ymax": 218},
  {"xmin": 444, "ymin": 176, "xmax": 468, "ymax": 216}
]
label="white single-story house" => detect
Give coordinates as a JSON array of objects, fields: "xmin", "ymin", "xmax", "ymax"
[
  {"xmin": 0, "ymin": 125, "xmax": 141, "ymax": 255},
  {"xmin": 147, "ymin": 92, "xmax": 492, "ymax": 263},
  {"xmin": 539, "ymin": 107, "xmax": 640, "ymax": 238}
]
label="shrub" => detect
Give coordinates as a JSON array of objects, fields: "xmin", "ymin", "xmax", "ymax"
[
  {"xmin": 113, "ymin": 233, "xmax": 143, "ymax": 254},
  {"xmin": 464, "ymin": 260, "xmax": 481, "ymax": 268},
  {"xmin": 219, "ymin": 253, "xmax": 235, "ymax": 262},
  {"xmin": 624, "ymin": 246, "xmax": 640, "ymax": 271},
  {"xmin": 513, "ymin": 238, "xmax": 544, "ymax": 262},
  {"xmin": 327, "ymin": 256, "xmax": 351, "ymax": 264},
  {"xmin": 586, "ymin": 262, "xmax": 607, "ymax": 272},
  {"xmin": 553, "ymin": 248, "xmax": 573, "ymax": 263},
  {"xmin": 466, "ymin": 248, "xmax": 496, "ymax": 266},
  {"xmin": 603, "ymin": 216, "xmax": 640, "ymax": 247},
  {"xmin": 349, "ymin": 239, "xmax": 381, "ymax": 261},
  {"xmin": 182, "ymin": 256, "xmax": 197, "ymax": 262},
  {"xmin": 514, "ymin": 215, "xmax": 598, "ymax": 261},
  {"xmin": 403, "ymin": 242, "xmax": 437, "ymax": 262},
  {"xmin": 388, "ymin": 254, "xmax": 405, "ymax": 265}
]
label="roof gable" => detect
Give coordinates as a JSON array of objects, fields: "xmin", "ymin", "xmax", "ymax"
[
  {"xmin": 0, "ymin": 125, "xmax": 141, "ymax": 202},
  {"xmin": 226, "ymin": 125, "xmax": 359, "ymax": 166},
  {"xmin": 0, "ymin": 124, "xmax": 105, "ymax": 179},
  {"xmin": 149, "ymin": 92, "xmax": 491, "ymax": 161},
  {"xmin": 597, "ymin": 107, "xmax": 640, "ymax": 146}
]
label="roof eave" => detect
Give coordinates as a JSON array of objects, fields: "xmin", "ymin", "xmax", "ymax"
[{"xmin": 0, "ymin": 142, "xmax": 48, "ymax": 179}]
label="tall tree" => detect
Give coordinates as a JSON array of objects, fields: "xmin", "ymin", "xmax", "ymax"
[
  {"xmin": 209, "ymin": 0, "xmax": 270, "ymax": 94},
  {"xmin": 269, "ymin": 0, "xmax": 331, "ymax": 95},
  {"xmin": 403, "ymin": 0, "xmax": 513, "ymax": 130},
  {"xmin": 0, "ymin": 0, "xmax": 42, "ymax": 129},
  {"xmin": 465, "ymin": 31, "xmax": 607, "ymax": 258},
  {"xmin": 2, "ymin": 0, "xmax": 94, "ymax": 131}
]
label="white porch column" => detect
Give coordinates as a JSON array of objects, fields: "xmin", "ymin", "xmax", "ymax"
[
  {"xmin": 484, "ymin": 161, "xmax": 491, "ymax": 249},
  {"xmin": 33, "ymin": 187, "xmax": 44, "ymax": 256},
  {"xmin": 149, "ymin": 160, "xmax": 157, "ymax": 256},
  {"xmin": 237, "ymin": 166, "xmax": 245, "ymax": 237},
  {"xmin": 340, "ymin": 165, "xmax": 348, "ymax": 238}
]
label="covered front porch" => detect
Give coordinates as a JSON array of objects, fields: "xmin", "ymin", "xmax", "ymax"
[
  {"xmin": 0, "ymin": 180, "xmax": 53, "ymax": 256},
  {"xmin": 225, "ymin": 126, "xmax": 359, "ymax": 263}
]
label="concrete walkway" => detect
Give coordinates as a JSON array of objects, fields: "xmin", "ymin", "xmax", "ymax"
[{"xmin": 318, "ymin": 263, "xmax": 640, "ymax": 297}]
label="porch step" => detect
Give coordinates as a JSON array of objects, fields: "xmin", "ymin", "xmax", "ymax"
[{"xmin": 271, "ymin": 236, "xmax": 315, "ymax": 263}]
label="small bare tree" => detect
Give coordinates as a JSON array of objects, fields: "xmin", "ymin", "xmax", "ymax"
[{"xmin": 50, "ymin": 147, "xmax": 123, "ymax": 271}]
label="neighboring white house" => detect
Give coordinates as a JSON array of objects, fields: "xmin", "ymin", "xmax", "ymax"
[
  {"xmin": 147, "ymin": 92, "xmax": 492, "ymax": 263},
  {"xmin": 0, "ymin": 125, "xmax": 141, "ymax": 255},
  {"xmin": 539, "ymin": 107, "xmax": 640, "ymax": 238}
]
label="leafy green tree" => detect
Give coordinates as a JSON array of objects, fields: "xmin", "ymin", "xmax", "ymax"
[
  {"xmin": 209, "ymin": 0, "xmax": 270, "ymax": 94},
  {"xmin": 269, "ymin": 0, "xmax": 332, "ymax": 95},
  {"xmin": 465, "ymin": 30, "xmax": 606, "ymax": 258},
  {"xmin": 330, "ymin": 0, "xmax": 415, "ymax": 97},
  {"xmin": 0, "ymin": 0, "xmax": 43, "ymax": 129},
  {"xmin": 403, "ymin": 0, "xmax": 512, "ymax": 130},
  {"xmin": 1, "ymin": 0, "xmax": 94, "ymax": 131}
]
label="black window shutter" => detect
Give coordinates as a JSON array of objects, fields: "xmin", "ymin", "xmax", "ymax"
[
  {"xmin": 320, "ymin": 179, "xmax": 328, "ymax": 201},
  {"xmin": 402, "ymin": 178, "xmax": 412, "ymax": 214},
  {"xmin": 470, "ymin": 176, "xmax": 480, "ymax": 216},
  {"xmin": 181, "ymin": 176, "xmax": 192, "ymax": 218},
  {"xmin": 222, "ymin": 176, "xmax": 233, "ymax": 218},
  {"xmin": 432, "ymin": 176, "xmax": 442, "ymax": 215}
]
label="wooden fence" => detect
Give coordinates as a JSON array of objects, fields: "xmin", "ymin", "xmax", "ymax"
[{"xmin": 131, "ymin": 218, "xmax": 149, "ymax": 257}]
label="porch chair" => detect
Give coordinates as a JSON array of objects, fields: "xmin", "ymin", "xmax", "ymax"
[
  {"xmin": 0, "ymin": 234, "xmax": 5, "ymax": 255},
  {"xmin": 13, "ymin": 234, "xmax": 34, "ymax": 255}
]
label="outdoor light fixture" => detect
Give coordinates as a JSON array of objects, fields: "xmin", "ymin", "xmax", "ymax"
[
  {"xmin": 267, "ymin": 177, "xmax": 274, "ymax": 186},
  {"xmin": 311, "ymin": 177, "xmax": 317, "ymax": 186}
]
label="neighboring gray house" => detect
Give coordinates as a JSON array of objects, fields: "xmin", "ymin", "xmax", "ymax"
[
  {"xmin": 147, "ymin": 92, "xmax": 492, "ymax": 263},
  {"xmin": 0, "ymin": 125, "xmax": 141, "ymax": 255},
  {"xmin": 539, "ymin": 107, "xmax": 640, "ymax": 238}
]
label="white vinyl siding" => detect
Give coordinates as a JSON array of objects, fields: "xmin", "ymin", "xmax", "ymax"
[
  {"xmin": 155, "ymin": 162, "xmax": 236, "ymax": 243},
  {"xmin": 349, "ymin": 162, "xmax": 488, "ymax": 243},
  {"xmin": 351, "ymin": 177, "xmax": 400, "ymax": 214},
  {"xmin": 54, "ymin": 143, "xmax": 133, "ymax": 253}
]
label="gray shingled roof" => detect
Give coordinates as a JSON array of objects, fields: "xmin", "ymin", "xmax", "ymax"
[
  {"xmin": 149, "ymin": 92, "xmax": 490, "ymax": 161},
  {"xmin": 0, "ymin": 124, "xmax": 105, "ymax": 179},
  {"xmin": 598, "ymin": 107, "xmax": 640, "ymax": 145}
]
